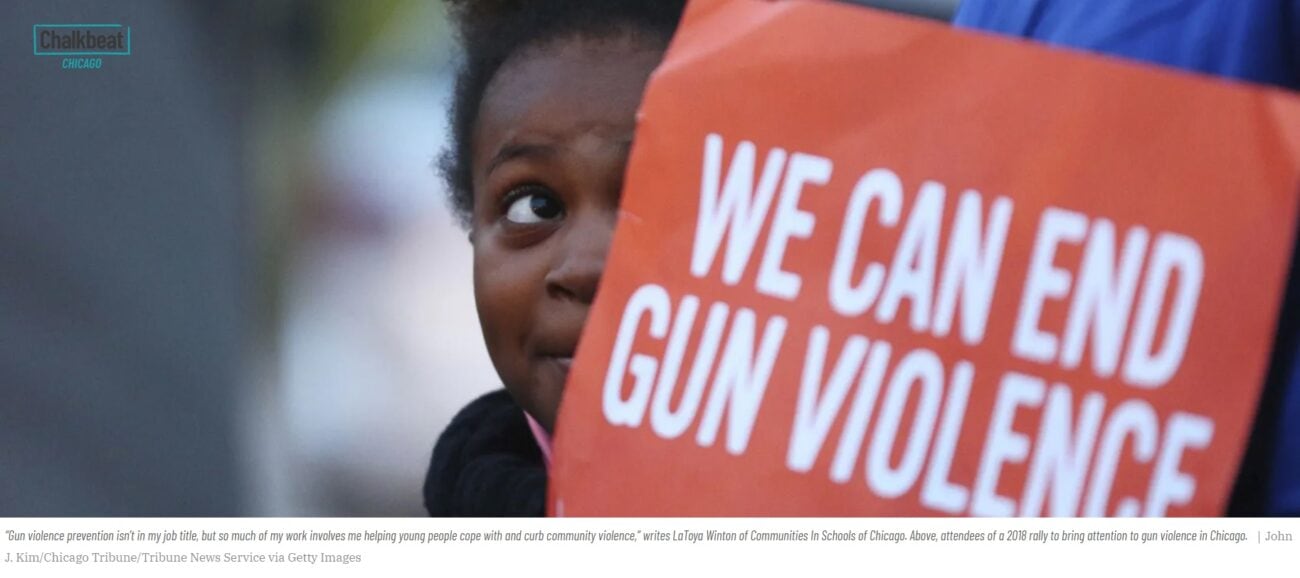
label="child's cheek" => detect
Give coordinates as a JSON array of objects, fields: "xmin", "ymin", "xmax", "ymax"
[{"xmin": 471, "ymin": 236, "xmax": 548, "ymax": 404}]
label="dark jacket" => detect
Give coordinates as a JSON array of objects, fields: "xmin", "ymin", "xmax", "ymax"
[{"xmin": 424, "ymin": 389, "xmax": 547, "ymax": 516}]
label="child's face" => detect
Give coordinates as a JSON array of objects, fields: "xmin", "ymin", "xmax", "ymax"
[{"xmin": 469, "ymin": 35, "xmax": 664, "ymax": 432}]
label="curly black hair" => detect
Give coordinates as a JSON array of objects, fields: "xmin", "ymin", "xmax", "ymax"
[{"xmin": 439, "ymin": 0, "xmax": 688, "ymax": 228}]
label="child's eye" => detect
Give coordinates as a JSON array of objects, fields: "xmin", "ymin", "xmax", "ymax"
[{"xmin": 503, "ymin": 186, "xmax": 563, "ymax": 225}]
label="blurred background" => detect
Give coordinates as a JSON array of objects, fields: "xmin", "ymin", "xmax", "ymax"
[{"xmin": 0, "ymin": 0, "xmax": 957, "ymax": 516}]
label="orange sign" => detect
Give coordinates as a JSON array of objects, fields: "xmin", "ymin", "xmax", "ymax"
[{"xmin": 551, "ymin": 0, "xmax": 1300, "ymax": 516}]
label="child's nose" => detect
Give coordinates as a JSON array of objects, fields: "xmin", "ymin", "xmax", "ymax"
[{"xmin": 544, "ymin": 214, "xmax": 613, "ymax": 305}]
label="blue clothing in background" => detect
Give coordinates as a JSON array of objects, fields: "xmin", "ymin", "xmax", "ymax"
[
  {"xmin": 954, "ymin": 0, "xmax": 1299, "ymax": 90},
  {"xmin": 953, "ymin": 0, "xmax": 1300, "ymax": 514}
]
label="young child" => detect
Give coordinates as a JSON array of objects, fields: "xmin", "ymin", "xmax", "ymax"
[{"xmin": 424, "ymin": 0, "xmax": 688, "ymax": 516}]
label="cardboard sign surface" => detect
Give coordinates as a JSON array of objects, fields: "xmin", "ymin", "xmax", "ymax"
[{"xmin": 551, "ymin": 0, "xmax": 1300, "ymax": 516}]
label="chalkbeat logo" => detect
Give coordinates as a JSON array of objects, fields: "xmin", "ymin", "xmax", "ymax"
[{"xmin": 33, "ymin": 24, "xmax": 131, "ymax": 70}]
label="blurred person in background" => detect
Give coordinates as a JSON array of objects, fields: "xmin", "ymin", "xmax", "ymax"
[{"xmin": 251, "ymin": 0, "xmax": 498, "ymax": 516}]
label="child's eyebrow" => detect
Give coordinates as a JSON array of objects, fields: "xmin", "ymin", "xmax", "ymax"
[{"xmin": 484, "ymin": 142, "xmax": 557, "ymax": 179}]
